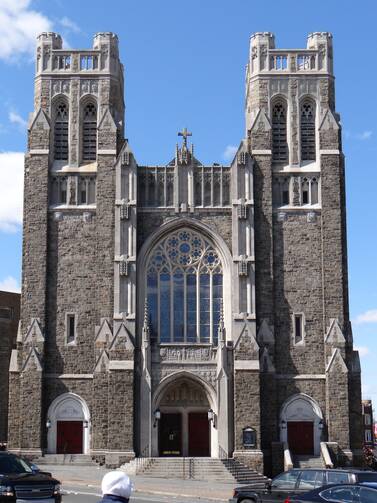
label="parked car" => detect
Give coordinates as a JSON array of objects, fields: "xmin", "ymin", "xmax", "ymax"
[
  {"xmin": 229, "ymin": 468, "xmax": 377, "ymax": 503},
  {"xmin": 0, "ymin": 451, "xmax": 62, "ymax": 502},
  {"xmin": 289, "ymin": 482, "xmax": 377, "ymax": 502}
]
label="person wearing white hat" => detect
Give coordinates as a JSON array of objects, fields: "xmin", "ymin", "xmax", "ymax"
[{"xmin": 98, "ymin": 470, "xmax": 134, "ymax": 503}]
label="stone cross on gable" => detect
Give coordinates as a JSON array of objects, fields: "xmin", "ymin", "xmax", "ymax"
[{"xmin": 178, "ymin": 127, "xmax": 192, "ymax": 147}]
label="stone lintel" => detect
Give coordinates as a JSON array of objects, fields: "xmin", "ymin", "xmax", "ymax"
[{"xmin": 109, "ymin": 360, "xmax": 134, "ymax": 370}]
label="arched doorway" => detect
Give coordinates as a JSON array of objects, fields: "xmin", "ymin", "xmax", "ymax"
[
  {"xmin": 280, "ymin": 394, "xmax": 323, "ymax": 456},
  {"xmin": 154, "ymin": 376, "xmax": 215, "ymax": 457},
  {"xmin": 46, "ymin": 393, "xmax": 90, "ymax": 454}
]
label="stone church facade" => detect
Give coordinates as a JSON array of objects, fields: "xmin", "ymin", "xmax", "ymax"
[{"xmin": 7, "ymin": 31, "xmax": 362, "ymax": 473}]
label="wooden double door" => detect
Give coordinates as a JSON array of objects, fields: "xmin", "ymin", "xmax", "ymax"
[
  {"xmin": 159, "ymin": 412, "xmax": 210, "ymax": 457},
  {"xmin": 287, "ymin": 421, "xmax": 314, "ymax": 455}
]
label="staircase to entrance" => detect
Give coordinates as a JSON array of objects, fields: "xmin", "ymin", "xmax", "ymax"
[
  {"xmin": 293, "ymin": 455, "xmax": 324, "ymax": 469},
  {"xmin": 121, "ymin": 457, "xmax": 269, "ymax": 485}
]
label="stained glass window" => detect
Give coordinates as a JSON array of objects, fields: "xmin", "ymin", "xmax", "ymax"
[{"xmin": 146, "ymin": 228, "xmax": 223, "ymax": 344}]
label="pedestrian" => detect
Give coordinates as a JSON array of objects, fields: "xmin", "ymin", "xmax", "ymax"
[{"xmin": 97, "ymin": 471, "xmax": 133, "ymax": 503}]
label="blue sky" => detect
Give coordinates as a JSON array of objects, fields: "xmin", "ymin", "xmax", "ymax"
[{"xmin": 0, "ymin": 0, "xmax": 376, "ymax": 408}]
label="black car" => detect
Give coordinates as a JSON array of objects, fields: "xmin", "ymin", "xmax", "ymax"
[
  {"xmin": 290, "ymin": 482, "xmax": 377, "ymax": 502},
  {"xmin": 0, "ymin": 452, "xmax": 62, "ymax": 502},
  {"xmin": 229, "ymin": 468, "xmax": 377, "ymax": 503}
]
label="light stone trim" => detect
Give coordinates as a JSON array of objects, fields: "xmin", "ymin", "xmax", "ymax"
[
  {"xmin": 44, "ymin": 373, "xmax": 93, "ymax": 379},
  {"xmin": 29, "ymin": 149, "xmax": 49, "ymax": 155},
  {"xmin": 234, "ymin": 360, "xmax": 260, "ymax": 370},
  {"xmin": 108, "ymin": 360, "xmax": 134, "ymax": 370},
  {"xmin": 97, "ymin": 149, "xmax": 117, "ymax": 155},
  {"xmin": 275, "ymin": 374, "xmax": 326, "ymax": 380},
  {"xmin": 251, "ymin": 149, "xmax": 272, "ymax": 155},
  {"xmin": 320, "ymin": 149, "xmax": 340, "ymax": 155}
]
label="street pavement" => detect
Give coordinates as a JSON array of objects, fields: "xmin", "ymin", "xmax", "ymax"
[
  {"xmin": 42, "ymin": 465, "xmax": 233, "ymax": 502},
  {"xmin": 63, "ymin": 483, "xmax": 226, "ymax": 503}
]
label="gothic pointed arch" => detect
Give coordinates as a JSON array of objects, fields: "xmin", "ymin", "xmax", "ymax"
[
  {"xmin": 137, "ymin": 218, "xmax": 232, "ymax": 346},
  {"xmin": 80, "ymin": 96, "xmax": 98, "ymax": 162},
  {"xmin": 271, "ymin": 96, "xmax": 288, "ymax": 162},
  {"xmin": 52, "ymin": 95, "xmax": 69, "ymax": 161},
  {"xmin": 300, "ymin": 97, "xmax": 316, "ymax": 162}
]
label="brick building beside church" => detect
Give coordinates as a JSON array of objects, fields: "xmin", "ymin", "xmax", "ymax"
[{"xmin": 7, "ymin": 30, "xmax": 362, "ymax": 473}]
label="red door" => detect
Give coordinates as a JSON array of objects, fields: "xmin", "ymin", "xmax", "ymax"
[
  {"xmin": 57, "ymin": 421, "xmax": 83, "ymax": 454},
  {"xmin": 188, "ymin": 413, "xmax": 210, "ymax": 457},
  {"xmin": 287, "ymin": 421, "xmax": 314, "ymax": 455}
]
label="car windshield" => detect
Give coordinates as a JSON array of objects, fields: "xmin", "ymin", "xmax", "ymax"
[{"xmin": 0, "ymin": 456, "xmax": 33, "ymax": 474}]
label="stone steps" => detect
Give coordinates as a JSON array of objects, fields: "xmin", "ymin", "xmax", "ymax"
[
  {"xmin": 121, "ymin": 457, "xmax": 269, "ymax": 485},
  {"xmin": 33, "ymin": 454, "xmax": 96, "ymax": 466},
  {"xmin": 293, "ymin": 455, "xmax": 324, "ymax": 469}
]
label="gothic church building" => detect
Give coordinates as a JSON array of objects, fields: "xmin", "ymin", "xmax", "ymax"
[{"xmin": 8, "ymin": 31, "xmax": 362, "ymax": 472}]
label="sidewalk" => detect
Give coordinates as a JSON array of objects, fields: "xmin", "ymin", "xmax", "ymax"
[{"xmin": 41, "ymin": 464, "xmax": 235, "ymax": 501}]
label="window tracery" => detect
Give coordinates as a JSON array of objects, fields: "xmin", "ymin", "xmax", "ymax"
[
  {"xmin": 272, "ymin": 100, "xmax": 288, "ymax": 162},
  {"xmin": 146, "ymin": 229, "xmax": 223, "ymax": 345},
  {"xmin": 300, "ymin": 100, "xmax": 316, "ymax": 161},
  {"xmin": 82, "ymin": 102, "xmax": 97, "ymax": 161},
  {"xmin": 54, "ymin": 102, "xmax": 69, "ymax": 161}
]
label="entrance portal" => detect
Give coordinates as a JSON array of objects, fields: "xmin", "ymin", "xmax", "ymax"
[
  {"xmin": 157, "ymin": 378, "xmax": 212, "ymax": 457},
  {"xmin": 57, "ymin": 421, "xmax": 83, "ymax": 454}
]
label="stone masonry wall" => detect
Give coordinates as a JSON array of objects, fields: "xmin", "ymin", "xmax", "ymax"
[
  {"xmin": 0, "ymin": 292, "xmax": 19, "ymax": 443},
  {"xmin": 273, "ymin": 213, "xmax": 324, "ymax": 374}
]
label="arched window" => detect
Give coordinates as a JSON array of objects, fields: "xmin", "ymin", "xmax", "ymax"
[
  {"xmin": 272, "ymin": 100, "xmax": 288, "ymax": 162},
  {"xmin": 301, "ymin": 100, "xmax": 316, "ymax": 161},
  {"xmin": 146, "ymin": 229, "xmax": 223, "ymax": 344},
  {"xmin": 82, "ymin": 102, "xmax": 97, "ymax": 161},
  {"xmin": 54, "ymin": 102, "xmax": 69, "ymax": 161}
]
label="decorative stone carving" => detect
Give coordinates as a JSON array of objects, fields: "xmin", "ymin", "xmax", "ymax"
[
  {"xmin": 54, "ymin": 211, "xmax": 63, "ymax": 222},
  {"xmin": 83, "ymin": 212, "xmax": 92, "ymax": 223},
  {"xmin": 277, "ymin": 211, "xmax": 287, "ymax": 222},
  {"xmin": 52, "ymin": 80, "xmax": 70, "ymax": 96},
  {"xmin": 237, "ymin": 203, "xmax": 248, "ymax": 219},
  {"xmin": 307, "ymin": 211, "xmax": 317, "ymax": 223},
  {"xmin": 159, "ymin": 346, "xmax": 216, "ymax": 363}
]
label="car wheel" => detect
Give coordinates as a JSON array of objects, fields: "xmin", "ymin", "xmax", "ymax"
[{"xmin": 240, "ymin": 499, "xmax": 255, "ymax": 503}]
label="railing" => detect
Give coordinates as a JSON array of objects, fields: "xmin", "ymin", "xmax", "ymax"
[
  {"xmin": 320, "ymin": 442, "xmax": 334, "ymax": 468},
  {"xmin": 283, "ymin": 442, "xmax": 293, "ymax": 471},
  {"xmin": 268, "ymin": 51, "xmax": 319, "ymax": 72},
  {"xmin": 135, "ymin": 445, "xmax": 152, "ymax": 473},
  {"xmin": 219, "ymin": 445, "xmax": 228, "ymax": 460}
]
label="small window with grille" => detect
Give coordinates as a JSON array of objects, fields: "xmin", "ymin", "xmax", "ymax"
[
  {"xmin": 54, "ymin": 102, "xmax": 69, "ymax": 161},
  {"xmin": 301, "ymin": 100, "xmax": 316, "ymax": 161},
  {"xmin": 66, "ymin": 313, "xmax": 76, "ymax": 344},
  {"xmin": 272, "ymin": 101, "xmax": 288, "ymax": 162},
  {"xmin": 82, "ymin": 102, "xmax": 97, "ymax": 161}
]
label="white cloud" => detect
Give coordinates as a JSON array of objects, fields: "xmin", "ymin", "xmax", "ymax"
[
  {"xmin": 223, "ymin": 145, "xmax": 238, "ymax": 161},
  {"xmin": 59, "ymin": 16, "xmax": 80, "ymax": 34},
  {"xmin": 356, "ymin": 130, "xmax": 372, "ymax": 141},
  {"xmin": 354, "ymin": 309, "xmax": 377, "ymax": 324},
  {"xmin": 0, "ymin": 152, "xmax": 24, "ymax": 232},
  {"xmin": 354, "ymin": 346, "xmax": 370, "ymax": 357},
  {"xmin": 0, "ymin": 275, "xmax": 20, "ymax": 293},
  {"xmin": 0, "ymin": 0, "xmax": 53, "ymax": 61},
  {"xmin": 9, "ymin": 110, "xmax": 27, "ymax": 131}
]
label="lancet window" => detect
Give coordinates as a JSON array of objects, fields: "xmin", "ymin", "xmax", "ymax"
[
  {"xmin": 54, "ymin": 102, "xmax": 69, "ymax": 161},
  {"xmin": 300, "ymin": 100, "xmax": 316, "ymax": 161},
  {"xmin": 272, "ymin": 100, "xmax": 288, "ymax": 162},
  {"xmin": 146, "ymin": 229, "xmax": 223, "ymax": 345},
  {"xmin": 82, "ymin": 102, "xmax": 97, "ymax": 161}
]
